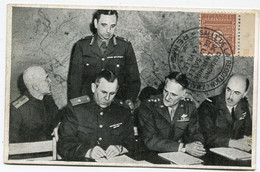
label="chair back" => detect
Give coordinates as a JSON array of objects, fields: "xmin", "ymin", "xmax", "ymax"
[{"xmin": 9, "ymin": 137, "xmax": 57, "ymax": 160}]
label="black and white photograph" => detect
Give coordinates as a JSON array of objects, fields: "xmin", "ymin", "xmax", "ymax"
[{"xmin": 1, "ymin": 1, "xmax": 259, "ymax": 172}]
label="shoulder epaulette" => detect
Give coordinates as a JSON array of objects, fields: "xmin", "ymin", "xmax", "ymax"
[
  {"xmin": 113, "ymin": 99, "xmax": 129, "ymax": 109},
  {"xmin": 205, "ymin": 98, "xmax": 213, "ymax": 102},
  {"xmin": 115, "ymin": 35, "xmax": 129, "ymax": 42},
  {"xmin": 70, "ymin": 95, "xmax": 90, "ymax": 106},
  {"xmin": 12, "ymin": 95, "xmax": 29, "ymax": 109},
  {"xmin": 81, "ymin": 35, "xmax": 93, "ymax": 40},
  {"xmin": 182, "ymin": 97, "xmax": 193, "ymax": 102},
  {"xmin": 147, "ymin": 95, "xmax": 161, "ymax": 103}
]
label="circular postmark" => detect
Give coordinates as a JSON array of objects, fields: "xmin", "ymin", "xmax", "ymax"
[{"xmin": 169, "ymin": 27, "xmax": 234, "ymax": 92}]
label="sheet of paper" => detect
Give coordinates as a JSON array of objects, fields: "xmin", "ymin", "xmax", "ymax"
[
  {"xmin": 210, "ymin": 147, "xmax": 251, "ymax": 161},
  {"xmin": 96, "ymin": 155, "xmax": 151, "ymax": 164},
  {"xmin": 158, "ymin": 152, "xmax": 203, "ymax": 165}
]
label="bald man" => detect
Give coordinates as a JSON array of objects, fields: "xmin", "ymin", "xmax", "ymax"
[
  {"xmin": 198, "ymin": 74, "xmax": 252, "ymax": 164},
  {"xmin": 9, "ymin": 66, "xmax": 60, "ymax": 143}
]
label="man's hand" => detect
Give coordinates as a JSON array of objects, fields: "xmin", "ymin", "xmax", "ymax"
[
  {"xmin": 229, "ymin": 137, "xmax": 252, "ymax": 152},
  {"xmin": 125, "ymin": 99, "xmax": 134, "ymax": 110},
  {"xmin": 105, "ymin": 145, "xmax": 122, "ymax": 159},
  {"xmin": 185, "ymin": 142, "xmax": 206, "ymax": 157},
  {"xmin": 89, "ymin": 146, "xmax": 107, "ymax": 160}
]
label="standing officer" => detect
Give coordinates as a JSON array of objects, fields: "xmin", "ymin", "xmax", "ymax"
[
  {"xmin": 67, "ymin": 10, "xmax": 140, "ymax": 109},
  {"xmin": 9, "ymin": 66, "xmax": 60, "ymax": 143},
  {"xmin": 58, "ymin": 70, "xmax": 134, "ymax": 161},
  {"xmin": 137, "ymin": 72, "xmax": 206, "ymax": 158}
]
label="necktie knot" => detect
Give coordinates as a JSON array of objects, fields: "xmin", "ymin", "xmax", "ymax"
[{"xmin": 100, "ymin": 41, "xmax": 107, "ymax": 54}]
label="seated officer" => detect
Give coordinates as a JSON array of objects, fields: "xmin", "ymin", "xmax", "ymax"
[
  {"xmin": 9, "ymin": 66, "xmax": 59, "ymax": 143},
  {"xmin": 198, "ymin": 74, "xmax": 252, "ymax": 165},
  {"xmin": 57, "ymin": 69, "xmax": 134, "ymax": 161},
  {"xmin": 137, "ymin": 72, "xmax": 206, "ymax": 158}
]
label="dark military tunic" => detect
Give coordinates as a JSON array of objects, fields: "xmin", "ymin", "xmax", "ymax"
[
  {"xmin": 9, "ymin": 91, "xmax": 59, "ymax": 143},
  {"xmin": 67, "ymin": 34, "xmax": 141, "ymax": 101},
  {"xmin": 198, "ymin": 93, "xmax": 252, "ymax": 148},
  {"xmin": 57, "ymin": 97, "xmax": 135, "ymax": 161},
  {"xmin": 137, "ymin": 94, "xmax": 204, "ymax": 153}
]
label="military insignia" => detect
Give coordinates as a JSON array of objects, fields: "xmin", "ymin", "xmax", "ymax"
[
  {"xmin": 70, "ymin": 95, "xmax": 90, "ymax": 106},
  {"xmin": 12, "ymin": 95, "xmax": 29, "ymax": 109},
  {"xmin": 239, "ymin": 112, "xmax": 247, "ymax": 120},
  {"xmin": 89, "ymin": 35, "xmax": 94, "ymax": 45},
  {"xmin": 113, "ymin": 36, "xmax": 117, "ymax": 45},
  {"xmin": 114, "ymin": 56, "xmax": 124, "ymax": 59},
  {"xmin": 182, "ymin": 97, "xmax": 192, "ymax": 102},
  {"xmin": 177, "ymin": 114, "xmax": 190, "ymax": 122},
  {"xmin": 112, "ymin": 99, "xmax": 129, "ymax": 109},
  {"xmin": 205, "ymin": 98, "xmax": 213, "ymax": 102},
  {"xmin": 107, "ymin": 56, "xmax": 124, "ymax": 59},
  {"xmin": 109, "ymin": 122, "xmax": 122, "ymax": 129}
]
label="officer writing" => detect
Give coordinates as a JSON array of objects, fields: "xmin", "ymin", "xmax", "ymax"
[{"xmin": 58, "ymin": 70, "xmax": 134, "ymax": 161}]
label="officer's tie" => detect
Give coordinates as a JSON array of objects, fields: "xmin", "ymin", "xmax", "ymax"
[
  {"xmin": 231, "ymin": 107, "xmax": 236, "ymax": 122},
  {"xmin": 100, "ymin": 41, "xmax": 107, "ymax": 55}
]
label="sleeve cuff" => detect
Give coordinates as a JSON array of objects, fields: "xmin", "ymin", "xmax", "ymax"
[{"xmin": 178, "ymin": 143, "xmax": 185, "ymax": 152}]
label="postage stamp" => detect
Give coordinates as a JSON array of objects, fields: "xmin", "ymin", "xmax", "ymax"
[{"xmin": 3, "ymin": 4, "xmax": 258, "ymax": 171}]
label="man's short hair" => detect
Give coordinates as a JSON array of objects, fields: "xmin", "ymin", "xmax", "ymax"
[
  {"xmin": 165, "ymin": 71, "xmax": 189, "ymax": 89},
  {"xmin": 227, "ymin": 74, "xmax": 250, "ymax": 92},
  {"xmin": 94, "ymin": 10, "xmax": 118, "ymax": 22},
  {"xmin": 23, "ymin": 66, "xmax": 46, "ymax": 89},
  {"xmin": 245, "ymin": 78, "xmax": 250, "ymax": 92},
  {"xmin": 94, "ymin": 69, "xmax": 117, "ymax": 87}
]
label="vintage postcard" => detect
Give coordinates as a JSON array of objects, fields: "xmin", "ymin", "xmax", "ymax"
[{"xmin": 4, "ymin": 4, "xmax": 258, "ymax": 171}]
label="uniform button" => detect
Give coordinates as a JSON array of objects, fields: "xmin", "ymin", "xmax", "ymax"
[
  {"xmin": 180, "ymin": 104, "xmax": 184, "ymax": 107},
  {"xmin": 102, "ymin": 58, "xmax": 105, "ymax": 61},
  {"xmin": 99, "ymin": 124, "xmax": 103, "ymax": 128},
  {"xmin": 120, "ymin": 101, "xmax": 123, "ymax": 105},
  {"xmin": 77, "ymin": 99, "xmax": 81, "ymax": 102},
  {"xmin": 86, "ymin": 63, "xmax": 89, "ymax": 66},
  {"xmin": 100, "ymin": 112, "xmax": 103, "ymax": 116},
  {"xmin": 116, "ymin": 64, "xmax": 120, "ymax": 67},
  {"xmin": 99, "ymin": 137, "xmax": 102, "ymax": 141}
]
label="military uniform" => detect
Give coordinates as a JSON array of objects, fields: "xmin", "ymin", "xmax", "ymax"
[
  {"xmin": 67, "ymin": 34, "xmax": 141, "ymax": 101},
  {"xmin": 9, "ymin": 91, "xmax": 59, "ymax": 143},
  {"xmin": 137, "ymin": 94, "xmax": 204, "ymax": 153},
  {"xmin": 198, "ymin": 93, "xmax": 252, "ymax": 148},
  {"xmin": 57, "ymin": 96, "xmax": 135, "ymax": 161}
]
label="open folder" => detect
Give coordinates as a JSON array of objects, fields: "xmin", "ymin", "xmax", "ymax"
[
  {"xmin": 210, "ymin": 147, "xmax": 251, "ymax": 161},
  {"xmin": 158, "ymin": 152, "xmax": 204, "ymax": 165}
]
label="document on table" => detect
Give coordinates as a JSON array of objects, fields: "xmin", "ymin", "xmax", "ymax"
[
  {"xmin": 210, "ymin": 147, "xmax": 251, "ymax": 161},
  {"xmin": 158, "ymin": 152, "xmax": 204, "ymax": 165},
  {"xmin": 96, "ymin": 155, "xmax": 151, "ymax": 164}
]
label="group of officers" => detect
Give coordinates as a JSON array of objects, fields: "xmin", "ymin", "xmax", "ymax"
[{"xmin": 9, "ymin": 9, "xmax": 252, "ymax": 166}]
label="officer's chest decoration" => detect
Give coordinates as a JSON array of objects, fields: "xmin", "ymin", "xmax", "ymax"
[
  {"xmin": 239, "ymin": 112, "xmax": 247, "ymax": 120},
  {"xmin": 177, "ymin": 114, "xmax": 190, "ymax": 122},
  {"xmin": 107, "ymin": 56, "xmax": 124, "ymax": 59},
  {"xmin": 109, "ymin": 122, "xmax": 123, "ymax": 129}
]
